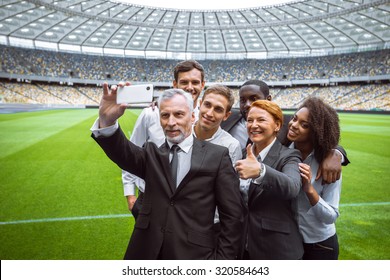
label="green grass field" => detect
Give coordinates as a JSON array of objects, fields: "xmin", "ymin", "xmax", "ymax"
[{"xmin": 0, "ymin": 108, "xmax": 389, "ymax": 260}]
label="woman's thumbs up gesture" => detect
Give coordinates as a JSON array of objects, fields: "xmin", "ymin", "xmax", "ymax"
[{"xmin": 235, "ymin": 144, "xmax": 262, "ymax": 179}]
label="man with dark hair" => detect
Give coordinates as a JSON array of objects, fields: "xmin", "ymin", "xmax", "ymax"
[{"xmin": 222, "ymin": 80, "xmax": 272, "ymax": 149}]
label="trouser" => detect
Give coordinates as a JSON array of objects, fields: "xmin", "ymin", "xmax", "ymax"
[{"xmin": 303, "ymin": 233, "xmax": 339, "ymax": 260}]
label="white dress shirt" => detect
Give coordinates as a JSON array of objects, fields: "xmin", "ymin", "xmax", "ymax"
[
  {"xmin": 290, "ymin": 143, "xmax": 342, "ymax": 243},
  {"xmin": 167, "ymin": 135, "xmax": 193, "ymax": 187},
  {"xmin": 193, "ymin": 126, "xmax": 242, "ymax": 165}
]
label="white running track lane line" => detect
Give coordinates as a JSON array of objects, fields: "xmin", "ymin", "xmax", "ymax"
[{"xmin": 0, "ymin": 202, "xmax": 389, "ymax": 225}]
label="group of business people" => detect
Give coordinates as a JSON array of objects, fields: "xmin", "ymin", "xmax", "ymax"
[{"xmin": 91, "ymin": 60, "xmax": 349, "ymax": 260}]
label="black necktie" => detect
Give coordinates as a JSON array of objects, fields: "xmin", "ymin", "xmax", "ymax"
[{"xmin": 170, "ymin": 145, "xmax": 180, "ymax": 187}]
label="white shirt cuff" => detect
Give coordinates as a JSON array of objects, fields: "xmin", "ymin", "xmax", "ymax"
[
  {"xmin": 252, "ymin": 163, "xmax": 266, "ymax": 184},
  {"xmin": 334, "ymin": 149, "xmax": 345, "ymax": 164},
  {"xmin": 123, "ymin": 184, "xmax": 137, "ymax": 196},
  {"xmin": 90, "ymin": 118, "xmax": 119, "ymax": 138}
]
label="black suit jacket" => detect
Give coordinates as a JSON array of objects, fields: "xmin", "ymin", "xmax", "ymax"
[
  {"xmin": 221, "ymin": 108, "xmax": 350, "ymax": 165},
  {"xmin": 92, "ymin": 128, "xmax": 244, "ymax": 260},
  {"xmin": 245, "ymin": 140, "xmax": 304, "ymax": 259}
]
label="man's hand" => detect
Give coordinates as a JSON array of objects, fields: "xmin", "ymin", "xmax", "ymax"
[
  {"xmin": 316, "ymin": 149, "xmax": 342, "ymax": 184},
  {"xmin": 98, "ymin": 82, "xmax": 129, "ymax": 128},
  {"xmin": 149, "ymin": 100, "xmax": 158, "ymax": 111},
  {"xmin": 126, "ymin": 195, "xmax": 137, "ymax": 212},
  {"xmin": 235, "ymin": 144, "xmax": 261, "ymax": 179}
]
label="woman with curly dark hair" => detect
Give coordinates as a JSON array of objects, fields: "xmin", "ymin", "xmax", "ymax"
[{"xmin": 287, "ymin": 96, "xmax": 342, "ymax": 260}]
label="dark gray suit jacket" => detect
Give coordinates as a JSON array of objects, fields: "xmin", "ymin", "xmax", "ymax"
[
  {"xmin": 244, "ymin": 140, "xmax": 304, "ymax": 259},
  {"xmin": 92, "ymin": 127, "xmax": 244, "ymax": 260}
]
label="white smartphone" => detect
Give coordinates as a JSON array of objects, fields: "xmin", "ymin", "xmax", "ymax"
[{"xmin": 116, "ymin": 84, "xmax": 154, "ymax": 104}]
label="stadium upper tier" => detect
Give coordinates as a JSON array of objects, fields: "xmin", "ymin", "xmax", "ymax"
[
  {"xmin": 0, "ymin": 45, "xmax": 389, "ymax": 85},
  {"xmin": 0, "ymin": 0, "xmax": 389, "ymax": 59}
]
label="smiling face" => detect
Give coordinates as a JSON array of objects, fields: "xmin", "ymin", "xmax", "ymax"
[
  {"xmin": 287, "ymin": 107, "xmax": 311, "ymax": 144},
  {"xmin": 173, "ymin": 68, "xmax": 205, "ymax": 108},
  {"xmin": 246, "ymin": 106, "xmax": 280, "ymax": 151},
  {"xmin": 160, "ymin": 94, "xmax": 195, "ymax": 144},
  {"xmin": 239, "ymin": 84, "xmax": 270, "ymax": 120},
  {"xmin": 198, "ymin": 92, "xmax": 231, "ymax": 134}
]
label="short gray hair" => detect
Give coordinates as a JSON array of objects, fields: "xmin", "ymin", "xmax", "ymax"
[{"xmin": 158, "ymin": 88, "xmax": 194, "ymax": 113}]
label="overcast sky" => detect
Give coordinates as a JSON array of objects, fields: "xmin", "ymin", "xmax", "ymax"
[{"xmin": 117, "ymin": 0, "xmax": 294, "ymax": 10}]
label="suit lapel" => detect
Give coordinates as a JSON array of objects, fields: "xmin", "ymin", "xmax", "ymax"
[{"xmin": 262, "ymin": 140, "xmax": 282, "ymax": 168}]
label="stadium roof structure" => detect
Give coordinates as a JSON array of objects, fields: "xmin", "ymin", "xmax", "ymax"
[{"xmin": 0, "ymin": 0, "xmax": 389, "ymax": 59}]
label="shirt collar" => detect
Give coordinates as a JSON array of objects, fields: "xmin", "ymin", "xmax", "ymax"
[
  {"xmin": 207, "ymin": 126, "xmax": 222, "ymax": 141},
  {"xmin": 192, "ymin": 124, "xmax": 222, "ymax": 142},
  {"xmin": 289, "ymin": 142, "xmax": 315, "ymax": 162},
  {"xmin": 167, "ymin": 134, "xmax": 193, "ymax": 154},
  {"xmin": 256, "ymin": 137, "xmax": 277, "ymax": 160}
]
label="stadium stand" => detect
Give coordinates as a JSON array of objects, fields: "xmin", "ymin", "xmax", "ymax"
[
  {"xmin": 0, "ymin": 45, "xmax": 389, "ymax": 111},
  {"xmin": 0, "ymin": 0, "xmax": 389, "ymax": 111}
]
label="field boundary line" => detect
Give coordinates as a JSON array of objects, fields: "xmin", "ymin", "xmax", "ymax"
[
  {"xmin": 340, "ymin": 202, "xmax": 390, "ymax": 207},
  {"xmin": 0, "ymin": 213, "xmax": 133, "ymax": 225},
  {"xmin": 1, "ymin": 201, "xmax": 389, "ymax": 225}
]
